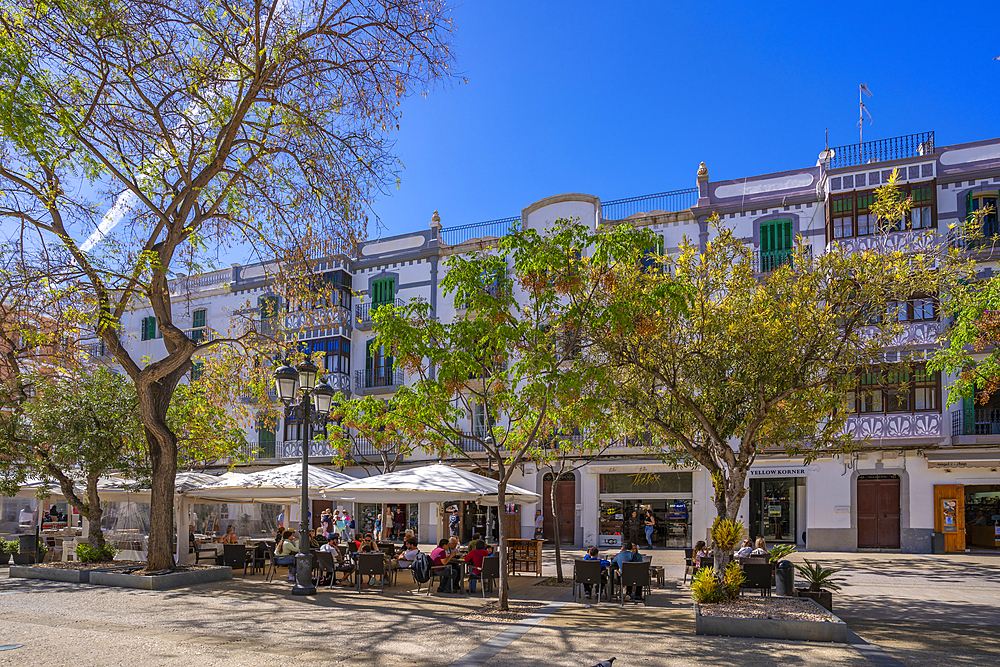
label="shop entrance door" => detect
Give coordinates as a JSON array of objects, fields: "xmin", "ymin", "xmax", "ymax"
[
  {"xmin": 749, "ymin": 479, "xmax": 797, "ymax": 543},
  {"xmin": 857, "ymin": 475, "xmax": 900, "ymax": 549},
  {"xmin": 542, "ymin": 473, "xmax": 576, "ymax": 544}
]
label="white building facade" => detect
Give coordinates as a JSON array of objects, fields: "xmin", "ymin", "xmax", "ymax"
[{"xmin": 109, "ymin": 131, "xmax": 1000, "ymax": 554}]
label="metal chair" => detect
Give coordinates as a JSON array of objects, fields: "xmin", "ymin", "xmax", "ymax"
[
  {"xmin": 740, "ymin": 563, "xmax": 772, "ymax": 597},
  {"xmin": 619, "ymin": 561, "xmax": 651, "ymax": 605},
  {"xmin": 193, "ymin": 543, "xmax": 217, "ymax": 564},
  {"xmin": 314, "ymin": 551, "xmax": 338, "ymax": 589},
  {"xmin": 356, "ymin": 553, "xmax": 386, "ymax": 593},
  {"xmin": 573, "ymin": 560, "xmax": 604, "ymax": 603},
  {"xmin": 222, "ymin": 544, "xmax": 249, "ymax": 577},
  {"xmin": 477, "ymin": 556, "xmax": 500, "ymax": 598},
  {"xmin": 428, "ymin": 565, "xmax": 457, "ymax": 595},
  {"xmin": 698, "ymin": 556, "xmax": 714, "ymax": 570},
  {"xmin": 683, "ymin": 548, "xmax": 696, "ymax": 584}
]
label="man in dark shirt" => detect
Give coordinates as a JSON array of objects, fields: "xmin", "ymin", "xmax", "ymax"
[{"xmin": 610, "ymin": 541, "xmax": 645, "ymax": 601}]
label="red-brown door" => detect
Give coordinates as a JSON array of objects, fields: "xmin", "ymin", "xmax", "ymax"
[
  {"xmin": 857, "ymin": 476, "xmax": 900, "ymax": 549},
  {"xmin": 542, "ymin": 475, "xmax": 576, "ymax": 544}
]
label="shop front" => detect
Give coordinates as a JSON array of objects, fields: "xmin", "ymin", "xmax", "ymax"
[
  {"xmin": 441, "ymin": 500, "xmax": 502, "ymax": 543},
  {"xmin": 746, "ymin": 466, "xmax": 807, "ymax": 545},
  {"xmin": 358, "ymin": 502, "xmax": 420, "ymax": 539},
  {"xmin": 597, "ymin": 471, "xmax": 693, "ymax": 548}
]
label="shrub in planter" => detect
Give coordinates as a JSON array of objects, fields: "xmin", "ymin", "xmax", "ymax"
[
  {"xmin": 767, "ymin": 543, "xmax": 797, "ymax": 563},
  {"xmin": 75, "ymin": 543, "xmax": 119, "ymax": 564},
  {"xmin": 691, "ymin": 561, "xmax": 745, "ymax": 604},
  {"xmin": 792, "ymin": 560, "xmax": 843, "ymax": 611},
  {"xmin": 2, "ymin": 539, "xmax": 18, "ymax": 565}
]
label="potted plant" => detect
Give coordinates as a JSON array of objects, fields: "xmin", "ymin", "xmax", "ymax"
[
  {"xmin": 10, "ymin": 541, "xmax": 35, "ymax": 565},
  {"xmin": 1, "ymin": 540, "xmax": 17, "ymax": 566},
  {"xmin": 792, "ymin": 559, "xmax": 843, "ymax": 611},
  {"xmin": 767, "ymin": 543, "xmax": 796, "ymax": 594}
]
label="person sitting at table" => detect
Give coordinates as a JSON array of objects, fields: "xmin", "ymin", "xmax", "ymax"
[
  {"xmin": 464, "ymin": 539, "xmax": 491, "ymax": 594},
  {"xmin": 430, "ymin": 538, "xmax": 461, "ymax": 593},
  {"xmin": 404, "ymin": 529, "xmax": 415, "ymax": 541},
  {"xmin": 610, "ymin": 541, "xmax": 644, "ymax": 602},
  {"xmin": 694, "ymin": 540, "xmax": 710, "ymax": 559},
  {"xmin": 582, "ymin": 546, "xmax": 611, "ymax": 599},
  {"xmin": 394, "ymin": 536, "xmax": 420, "ymax": 570},
  {"xmin": 308, "ymin": 529, "xmax": 322, "ymax": 550},
  {"xmin": 220, "ymin": 525, "xmax": 239, "ymax": 545},
  {"xmin": 319, "ymin": 535, "xmax": 355, "ymax": 585},
  {"xmin": 274, "ymin": 530, "xmax": 299, "ymax": 582},
  {"xmin": 734, "ymin": 538, "xmax": 753, "ymax": 558},
  {"xmin": 750, "ymin": 537, "xmax": 768, "ymax": 556}
]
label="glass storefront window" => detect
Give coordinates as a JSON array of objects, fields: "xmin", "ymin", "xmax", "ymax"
[
  {"xmin": 599, "ymin": 472, "xmax": 692, "ymax": 495},
  {"xmin": 749, "ymin": 479, "xmax": 797, "ymax": 543},
  {"xmin": 599, "ymin": 498, "xmax": 692, "ymax": 548}
]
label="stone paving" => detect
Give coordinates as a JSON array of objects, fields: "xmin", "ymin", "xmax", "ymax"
[{"xmin": 0, "ymin": 548, "xmax": 998, "ymax": 667}]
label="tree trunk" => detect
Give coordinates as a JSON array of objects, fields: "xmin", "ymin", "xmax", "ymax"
[
  {"xmin": 85, "ymin": 474, "xmax": 106, "ymax": 551},
  {"xmin": 551, "ymin": 475, "xmax": 564, "ymax": 583},
  {"xmin": 711, "ymin": 471, "xmax": 747, "ymax": 576},
  {"xmin": 139, "ymin": 375, "xmax": 182, "ymax": 572},
  {"xmin": 496, "ymin": 476, "xmax": 509, "ymax": 611}
]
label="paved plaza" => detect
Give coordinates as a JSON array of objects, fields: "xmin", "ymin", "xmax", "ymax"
[{"xmin": 2, "ymin": 549, "xmax": 999, "ymax": 667}]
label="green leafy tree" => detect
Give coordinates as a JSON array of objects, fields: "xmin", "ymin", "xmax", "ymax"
[
  {"xmin": 367, "ymin": 221, "xmax": 615, "ymax": 610},
  {"xmin": 0, "ymin": 368, "xmax": 148, "ymax": 552},
  {"xmin": 0, "ymin": 0, "xmax": 456, "ymax": 569},
  {"xmin": 566, "ymin": 174, "xmax": 972, "ymax": 572},
  {"xmin": 327, "ymin": 394, "xmax": 412, "ymax": 476}
]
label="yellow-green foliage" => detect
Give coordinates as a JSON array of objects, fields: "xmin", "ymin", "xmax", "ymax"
[
  {"xmin": 711, "ymin": 518, "xmax": 746, "ymax": 551},
  {"xmin": 722, "ymin": 561, "xmax": 745, "ymax": 598},
  {"xmin": 691, "ymin": 566, "xmax": 726, "ymax": 604}
]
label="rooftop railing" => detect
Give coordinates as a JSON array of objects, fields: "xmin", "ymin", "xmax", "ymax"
[
  {"xmin": 829, "ymin": 131, "xmax": 935, "ymax": 170},
  {"xmin": 600, "ymin": 188, "xmax": 699, "ymax": 221},
  {"xmin": 440, "ymin": 216, "xmax": 520, "ymax": 246}
]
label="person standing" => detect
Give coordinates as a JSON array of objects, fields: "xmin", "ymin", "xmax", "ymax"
[
  {"xmin": 448, "ymin": 509, "xmax": 460, "ymax": 539},
  {"xmin": 534, "ymin": 509, "xmax": 544, "ymax": 540},
  {"xmin": 643, "ymin": 509, "xmax": 655, "ymax": 549},
  {"xmin": 627, "ymin": 509, "xmax": 641, "ymax": 545},
  {"xmin": 374, "ymin": 512, "xmax": 383, "ymax": 540}
]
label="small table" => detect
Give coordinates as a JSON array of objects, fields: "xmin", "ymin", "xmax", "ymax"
[{"xmin": 650, "ymin": 565, "xmax": 665, "ymax": 588}]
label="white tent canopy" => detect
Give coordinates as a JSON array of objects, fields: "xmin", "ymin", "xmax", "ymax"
[
  {"xmin": 185, "ymin": 464, "xmax": 355, "ymax": 503},
  {"xmin": 322, "ymin": 464, "xmax": 540, "ymax": 505}
]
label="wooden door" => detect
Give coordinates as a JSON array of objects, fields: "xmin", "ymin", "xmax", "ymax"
[
  {"xmin": 312, "ymin": 500, "xmax": 333, "ymax": 530},
  {"xmin": 503, "ymin": 505, "xmax": 521, "ymax": 540},
  {"xmin": 857, "ymin": 476, "xmax": 900, "ymax": 549},
  {"xmin": 542, "ymin": 476, "xmax": 576, "ymax": 544},
  {"xmin": 933, "ymin": 484, "xmax": 966, "ymax": 552}
]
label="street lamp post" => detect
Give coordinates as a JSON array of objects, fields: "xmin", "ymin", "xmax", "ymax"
[{"xmin": 273, "ymin": 359, "xmax": 336, "ymax": 596}]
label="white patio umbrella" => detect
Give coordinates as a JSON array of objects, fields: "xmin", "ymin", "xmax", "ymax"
[
  {"xmin": 185, "ymin": 463, "xmax": 355, "ymax": 503},
  {"xmin": 321, "ymin": 464, "xmax": 540, "ymax": 505}
]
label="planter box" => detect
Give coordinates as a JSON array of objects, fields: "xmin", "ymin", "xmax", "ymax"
[
  {"xmin": 11, "ymin": 554, "xmax": 35, "ymax": 565},
  {"xmin": 90, "ymin": 566, "xmax": 231, "ymax": 590},
  {"xmin": 793, "ymin": 588, "xmax": 833, "ymax": 612},
  {"xmin": 8, "ymin": 565, "xmax": 116, "ymax": 583},
  {"xmin": 694, "ymin": 599, "xmax": 848, "ymax": 643}
]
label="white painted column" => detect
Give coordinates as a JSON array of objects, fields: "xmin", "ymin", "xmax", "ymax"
[{"xmin": 581, "ymin": 469, "xmax": 600, "ymax": 547}]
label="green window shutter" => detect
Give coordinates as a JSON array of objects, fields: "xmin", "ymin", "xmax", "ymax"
[
  {"xmin": 759, "ymin": 219, "xmax": 793, "ymax": 272},
  {"xmin": 372, "ymin": 277, "xmax": 395, "ymax": 307},
  {"xmin": 963, "ymin": 396, "xmax": 975, "ymax": 435},
  {"xmin": 191, "ymin": 361, "xmax": 203, "ymax": 381},
  {"xmin": 193, "ymin": 309, "xmax": 206, "ymax": 328},
  {"xmin": 140, "ymin": 317, "xmax": 148, "ymax": 341}
]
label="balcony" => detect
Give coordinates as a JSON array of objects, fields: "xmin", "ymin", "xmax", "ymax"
[
  {"xmin": 234, "ymin": 440, "xmax": 277, "ymax": 462},
  {"xmin": 754, "ymin": 244, "xmax": 813, "ymax": 274},
  {"xmin": 829, "ymin": 131, "xmax": 935, "ymax": 170},
  {"xmin": 829, "ymin": 229, "xmax": 944, "ymax": 257},
  {"xmin": 355, "ymin": 368, "xmax": 404, "ymax": 393},
  {"xmin": 841, "ymin": 412, "xmax": 944, "ymax": 443},
  {"xmin": 601, "ymin": 189, "xmax": 699, "ymax": 222},
  {"xmin": 351, "ymin": 436, "xmax": 399, "ymax": 460},
  {"xmin": 277, "ymin": 440, "xmax": 338, "ymax": 459},
  {"xmin": 950, "ymin": 407, "xmax": 1000, "ymax": 446},
  {"xmin": 355, "ymin": 299, "xmax": 403, "ymax": 330},
  {"xmin": 81, "ymin": 340, "xmax": 110, "ymax": 359}
]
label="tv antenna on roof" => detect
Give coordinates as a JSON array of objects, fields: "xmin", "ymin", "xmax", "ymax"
[{"xmin": 859, "ymin": 83, "xmax": 873, "ymax": 145}]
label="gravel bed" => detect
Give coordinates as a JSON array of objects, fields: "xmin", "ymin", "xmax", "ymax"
[
  {"xmin": 460, "ymin": 601, "xmax": 547, "ymax": 623},
  {"xmin": 534, "ymin": 577, "xmax": 573, "ymax": 587},
  {"xmin": 699, "ymin": 597, "xmax": 836, "ymax": 622},
  {"xmin": 25, "ymin": 560, "xmax": 146, "ymax": 570}
]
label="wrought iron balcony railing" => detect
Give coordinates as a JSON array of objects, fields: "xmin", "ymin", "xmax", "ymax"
[
  {"xmin": 440, "ymin": 216, "xmax": 520, "ymax": 246},
  {"xmin": 829, "ymin": 132, "xmax": 935, "ymax": 170},
  {"xmin": 355, "ymin": 368, "xmax": 404, "ymax": 391},
  {"xmin": 355, "ymin": 299, "xmax": 404, "ymax": 327},
  {"xmin": 601, "ymin": 189, "xmax": 699, "ymax": 221}
]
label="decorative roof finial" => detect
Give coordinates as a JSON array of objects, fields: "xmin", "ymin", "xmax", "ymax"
[
  {"xmin": 697, "ymin": 161, "xmax": 708, "ymax": 177},
  {"xmin": 430, "ymin": 210, "xmax": 441, "ymax": 229}
]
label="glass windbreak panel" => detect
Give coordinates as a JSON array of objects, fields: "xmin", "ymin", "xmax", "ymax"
[
  {"xmin": 599, "ymin": 472, "xmax": 692, "ymax": 494},
  {"xmin": 2, "ymin": 498, "xmax": 39, "ymax": 533},
  {"xmin": 191, "ymin": 502, "xmax": 282, "ymax": 539},
  {"xmin": 750, "ymin": 478, "xmax": 796, "ymax": 543}
]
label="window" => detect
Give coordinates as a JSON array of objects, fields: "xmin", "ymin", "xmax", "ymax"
[
  {"xmin": 306, "ymin": 337, "xmax": 350, "ymax": 375},
  {"xmin": 641, "ymin": 235, "xmax": 665, "ymax": 273},
  {"xmin": 910, "ymin": 296, "xmax": 936, "ymax": 321},
  {"xmin": 192, "ymin": 309, "xmax": 207, "ymax": 344},
  {"xmin": 371, "ymin": 277, "xmax": 396, "ymax": 308},
  {"xmin": 140, "ymin": 316, "xmax": 161, "ymax": 341},
  {"xmin": 258, "ymin": 296, "xmax": 279, "ymax": 336},
  {"xmin": 472, "ymin": 403, "xmax": 494, "ymax": 438},
  {"xmin": 967, "ymin": 191, "xmax": 999, "ymax": 239},
  {"xmin": 190, "ymin": 361, "xmax": 204, "ymax": 382},
  {"xmin": 850, "ymin": 366, "xmax": 939, "ymax": 414},
  {"xmin": 829, "ymin": 184, "xmax": 936, "ymax": 240},
  {"xmin": 759, "ymin": 219, "xmax": 793, "ymax": 272},
  {"xmin": 364, "ymin": 339, "xmax": 394, "ymax": 388},
  {"xmin": 256, "ymin": 421, "xmax": 276, "ymax": 458}
]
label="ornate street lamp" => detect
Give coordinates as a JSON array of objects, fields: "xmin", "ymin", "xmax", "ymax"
[{"xmin": 273, "ymin": 359, "xmax": 333, "ymax": 596}]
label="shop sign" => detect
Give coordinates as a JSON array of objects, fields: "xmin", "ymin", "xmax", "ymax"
[
  {"xmin": 749, "ymin": 467, "xmax": 808, "ymax": 478},
  {"xmin": 767, "ymin": 504, "xmax": 782, "ymax": 517}
]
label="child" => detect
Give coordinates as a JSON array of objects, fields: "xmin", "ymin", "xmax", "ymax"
[{"xmin": 582, "ymin": 546, "xmax": 610, "ymax": 599}]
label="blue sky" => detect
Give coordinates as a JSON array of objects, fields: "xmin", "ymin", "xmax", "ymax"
[{"xmin": 368, "ymin": 0, "xmax": 1000, "ymax": 239}]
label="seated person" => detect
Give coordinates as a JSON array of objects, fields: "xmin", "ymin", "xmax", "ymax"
[
  {"xmin": 393, "ymin": 536, "xmax": 420, "ymax": 570},
  {"xmin": 464, "ymin": 539, "xmax": 492, "ymax": 593},
  {"xmin": 581, "ymin": 546, "xmax": 610, "ymax": 599},
  {"xmin": 734, "ymin": 538, "xmax": 753, "ymax": 558},
  {"xmin": 274, "ymin": 530, "xmax": 299, "ymax": 581},
  {"xmin": 319, "ymin": 536, "xmax": 355, "ymax": 584},
  {"xmin": 220, "ymin": 525, "xmax": 239, "ymax": 545},
  {"xmin": 308, "ymin": 529, "xmax": 321, "ymax": 550},
  {"xmin": 610, "ymin": 541, "xmax": 644, "ymax": 602},
  {"xmin": 750, "ymin": 537, "xmax": 768, "ymax": 556},
  {"xmin": 694, "ymin": 540, "xmax": 710, "ymax": 559},
  {"xmin": 430, "ymin": 538, "xmax": 461, "ymax": 593}
]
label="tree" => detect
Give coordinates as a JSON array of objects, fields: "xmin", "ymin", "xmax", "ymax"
[
  {"xmin": 0, "ymin": 0, "xmax": 456, "ymax": 569},
  {"xmin": 569, "ymin": 174, "xmax": 972, "ymax": 572},
  {"xmin": 367, "ymin": 222, "xmax": 613, "ymax": 610},
  {"xmin": 0, "ymin": 368, "xmax": 148, "ymax": 551},
  {"xmin": 327, "ymin": 394, "xmax": 411, "ymax": 476}
]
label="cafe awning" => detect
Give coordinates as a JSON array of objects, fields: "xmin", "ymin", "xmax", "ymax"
[
  {"xmin": 321, "ymin": 463, "xmax": 540, "ymax": 505},
  {"xmin": 185, "ymin": 463, "xmax": 355, "ymax": 503}
]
